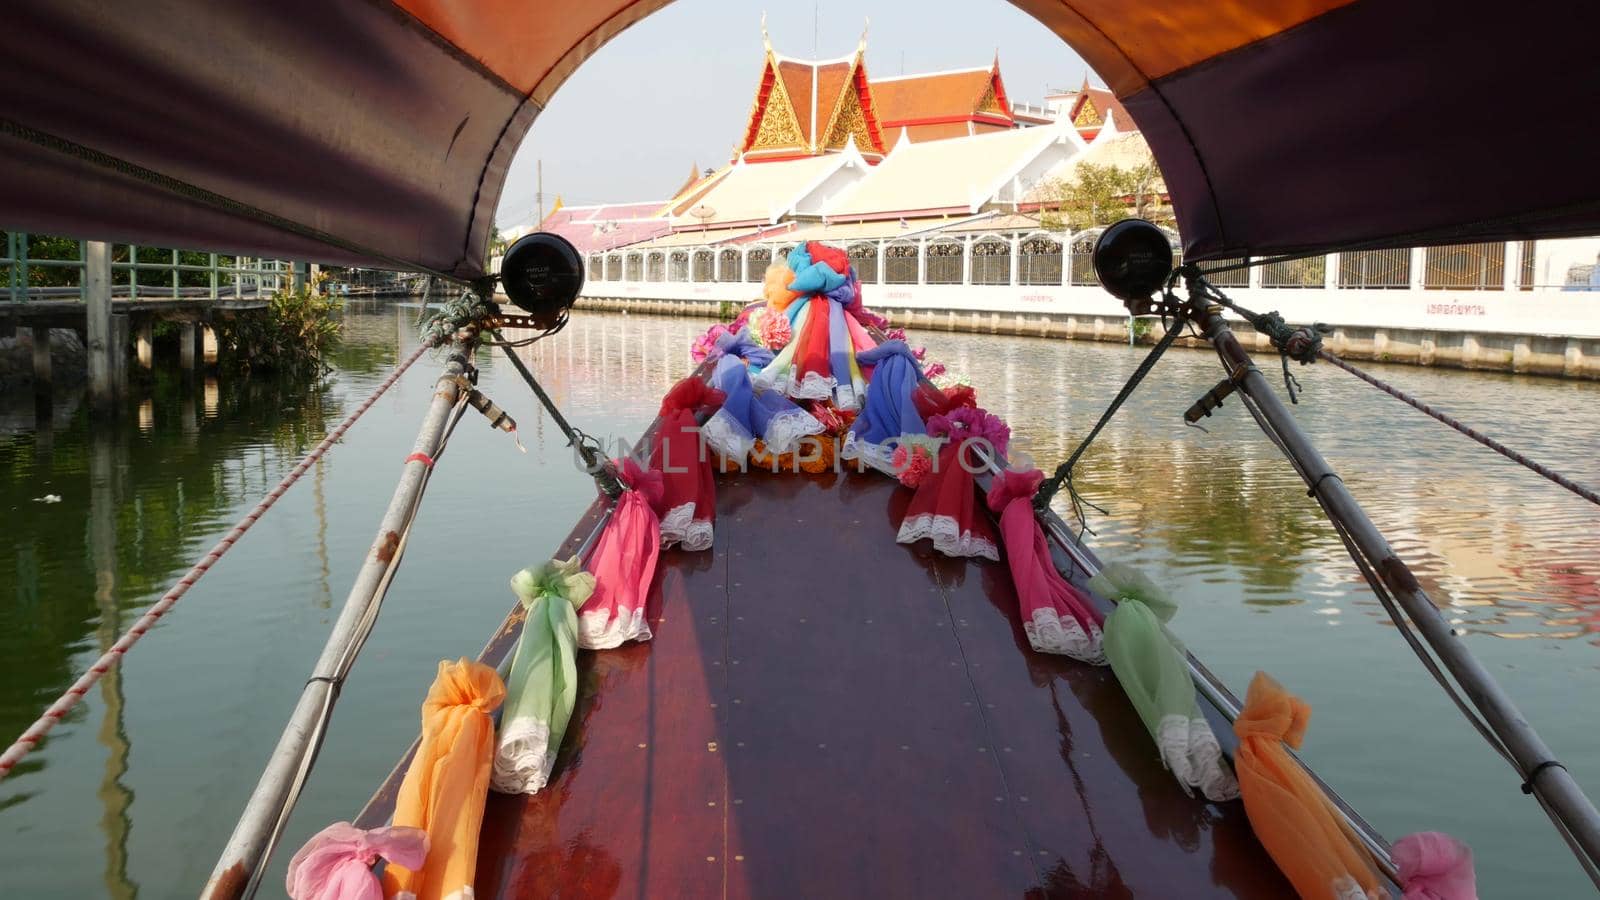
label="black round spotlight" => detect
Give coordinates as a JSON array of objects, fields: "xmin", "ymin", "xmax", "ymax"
[
  {"xmin": 1093, "ymin": 219, "xmax": 1174, "ymax": 311},
  {"xmin": 500, "ymin": 232, "xmax": 584, "ymax": 328}
]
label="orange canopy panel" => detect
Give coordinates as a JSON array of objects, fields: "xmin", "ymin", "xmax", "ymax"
[{"xmin": 4, "ymin": 0, "xmax": 1597, "ymax": 279}]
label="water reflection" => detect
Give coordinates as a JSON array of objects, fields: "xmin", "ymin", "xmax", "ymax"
[{"xmin": 0, "ymin": 306, "xmax": 1594, "ymax": 897}]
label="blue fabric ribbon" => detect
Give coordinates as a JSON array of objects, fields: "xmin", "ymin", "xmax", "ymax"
[{"xmin": 850, "ymin": 340, "xmax": 925, "ymax": 445}]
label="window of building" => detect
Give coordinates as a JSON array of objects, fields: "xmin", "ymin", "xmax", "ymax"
[
  {"xmin": 848, "ymin": 242, "xmax": 879, "ymax": 284},
  {"xmin": 1423, "ymin": 243, "xmax": 1505, "ymax": 290},
  {"xmin": 1261, "ymin": 255, "xmax": 1327, "ymax": 289},
  {"xmin": 668, "ymin": 250, "xmax": 689, "ymax": 282},
  {"xmin": 1518, "ymin": 240, "xmax": 1537, "ymax": 290},
  {"xmin": 884, "ymin": 240, "xmax": 919, "ymax": 284},
  {"xmin": 646, "ymin": 251, "xmax": 666, "ymax": 282},
  {"xmin": 624, "ymin": 253, "xmax": 642, "ymax": 281},
  {"xmin": 1068, "ymin": 231, "xmax": 1100, "ymax": 286},
  {"xmin": 606, "ymin": 255, "xmax": 622, "ymax": 281},
  {"xmin": 925, "ymin": 238, "xmax": 964, "ymax": 285},
  {"xmin": 1019, "ymin": 233, "xmax": 1063, "ymax": 286},
  {"xmin": 1338, "ymin": 249, "xmax": 1410, "ymax": 289},
  {"xmin": 745, "ymin": 247, "xmax": 771, "ymax": 282},
  {"xmin": 971, "ymin": 236, "xmax": 1011, "ymax": 286},
  {"xmin": 1198, "ymin": 257, "xmax": 1250, "ymax": 288},
  {"xmin": 692, "ymin": 249, "xmax": 714, "ymax": 282},
  {"xmin": 588, "ymin": 254, "xmax": 603, "ymax": 281},
  {"xmin": 718, "ymin": 249, "xmax": 740, "ymax": 282}
]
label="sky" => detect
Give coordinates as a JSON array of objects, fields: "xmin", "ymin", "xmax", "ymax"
[{"xmin": 494, "ymin": 0, "xmax": 1091, "ymax": 230}]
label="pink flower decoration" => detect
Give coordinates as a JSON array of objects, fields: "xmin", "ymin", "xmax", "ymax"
[
  {"xmin": 690, "ymin": 324, "xmax": 733, "ymax": 363},
  {"xmin": 922, "ymin": 361, "xmax": 946, "ymax": 380},
  {"xmin": 928, "ymin": 405, "xmax": 1010, "ymax": 457},
  {"xmin": 760, "ymin": 312, "xmax": 792, "ymax": 349},
  {"xmin": 882, "ymin": 327, "xmax": 908, "ymax": 343},
  {"xmin": 892, "ymin": 445, "xmax": 933, "ymax": 488},
  {"xmin": 286, "ymin": 822, "xmax": 428, "ymax": 900}
]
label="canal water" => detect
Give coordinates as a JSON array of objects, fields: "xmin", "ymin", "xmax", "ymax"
[{"xmin": 2, "ymin": 304, "xmax": 1596, "ymax": 898}]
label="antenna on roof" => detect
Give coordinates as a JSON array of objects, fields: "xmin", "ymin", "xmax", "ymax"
[
  {"xmin": 761, "ymin": 11, "xmax": 771, "ymax": 52},
  {"xmin": 859, "ymin": 16, "xmax": 870, "ymax": 51}
]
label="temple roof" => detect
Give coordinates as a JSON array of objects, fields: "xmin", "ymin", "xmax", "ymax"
[
  {"xmin": 737, "ymin": 25, "xmax": 886, "ymax": 162},
  {"xmin": 1064, "ymin": 77, "xmax": 1134, "ymax": 138},
  {"xmin": 823, "ymin": 120, "xmax": 1084, "ymax": 220},
  {"xmin": 871, "ymin": 63, "xmax": 1012, "ymax": 125},
  {"xmin": 670, "ymin": 145, "xmax": 872, "ymax": 228}
]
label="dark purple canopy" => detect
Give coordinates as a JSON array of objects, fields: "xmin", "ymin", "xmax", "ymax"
[{"xmin": 4, "ymin": 0, "xmax": 1598, "ymax": 277}]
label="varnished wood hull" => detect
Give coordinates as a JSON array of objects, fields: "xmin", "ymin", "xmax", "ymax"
[{"xmin": 363, "ymin": 467, "xmax": 1298, "ymax": 897}]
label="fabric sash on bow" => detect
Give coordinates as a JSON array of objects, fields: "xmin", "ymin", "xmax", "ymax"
[
  {"xmin": 770, "ymin": 243, "xmax": 868, "ymax": 409},
  {"xmin": 844, "ymin": 340, "xmax": 925, "ymax": 475},
  {"xmin": 1087, "ymin": 561, "xmax": 1239, "ymax": 801},
  {"xmin": 286, "ymin": 822, "xmax": 427, "ymax": 900},
  {"xmin": 382, "ymin": 658, "xmax": 505, "ymax": 900},
  {"xmin": 492, "ymin": 558, "xmax": 594, "ymax": 795},
  {"xmin": 703, "ymin": 327, "xmax": 821, "ymax": 459},
  {"xmin": 895, "ymin": 404, "xmax": 1008, "ymax": 561},
  {"xmin": 987, "ymin": 469, "xmax": 1106, "ymax": 664},
  {"xmin": 1234, "ymin": 672, "xmax": 1384, "ymax": 900},
  {"xmin": 577, "ymin": 460, "xmax": 661, "ymax": 650},
  {"xmin": 651, "ymin": 376, "xmax": 725, "ymax": 551}
]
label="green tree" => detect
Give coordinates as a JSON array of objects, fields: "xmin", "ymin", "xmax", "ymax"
[{"xmin": 1032, "ymin": 150, "xmax": 1173, "ymax": 231}]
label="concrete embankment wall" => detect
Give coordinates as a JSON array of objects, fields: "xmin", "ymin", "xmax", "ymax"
[{"xmin": 576, "ymin": 296, "xmax": 1600, "ymax": 380}]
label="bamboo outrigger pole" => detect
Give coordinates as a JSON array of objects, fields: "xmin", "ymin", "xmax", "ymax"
[
  {"xmin": 1192, "ymin": 302, "xmax": 1600, "ymax": 885},
  {"xmin": 201, "ymin": 332, "xmax": 477, "ymax": 900}
]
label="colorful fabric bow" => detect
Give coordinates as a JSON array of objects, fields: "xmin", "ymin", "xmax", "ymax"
[
  {"xmin": 578, "ymin": 460, "xmax": 661, "ymax": 649},
  {"xmin": 1234, "ymin": 672, "xmax": 1383, "ymax": 900},
  {"xmin": 987, "ymin": 469, "xmax": 1105, "ymax": 663},
  {"xmin": 383, "ymin": 659, "xmax": 505, "ymax": 900},
  {"xmin": 1088, "ymin": 561, "xmax": 1238, "ymax": 802},
  {"xmin": 651, "ymin": 376, "xmax": 725, "ymax": 550},
  {"xmin": 493, "ymin": 558, "xmax": 595, "ymax": 795},
  {"xmin": 844, "ymin": 340, "xmax": 926, "ymax": 475},
  {"xmin": 286, "ymin": 822, "xmax": 427, "ymax": 900},
  {"xmin": 1394, "ymin": 831, "xmax": 1477, "ymax": 899}
]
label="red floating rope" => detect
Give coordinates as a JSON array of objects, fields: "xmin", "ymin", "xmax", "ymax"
[{"xmin": 0, "ymin": 340, "xmax": 436, "ymax": 780}]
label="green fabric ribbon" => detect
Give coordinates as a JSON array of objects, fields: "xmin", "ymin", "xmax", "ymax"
[
  {"xmin": 1090, "ymin": 561, "xmax": 1239, "ymax": 802},
  {"xmin": 491, "ymin": 557, "xmax": 595, "ymax": 795}
]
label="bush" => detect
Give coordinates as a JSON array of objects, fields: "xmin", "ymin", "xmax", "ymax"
[{"xmin": 219, "ymin": 272, "xmax": 343, "ymax": 377}]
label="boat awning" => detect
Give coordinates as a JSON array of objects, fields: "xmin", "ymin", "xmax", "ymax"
[{"xmin": 5, "ymin": 1, "xmax": 1599, "ymax": 277}]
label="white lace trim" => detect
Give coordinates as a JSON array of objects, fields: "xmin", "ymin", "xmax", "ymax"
[
  {"xmin": 701, "ymin": 409, "xmax": 755, "ymax": 461},
  {"xmin": 896, "ymin": 512, "xmax": 998, "ymax": 561},
  {"xmin": 577, "ymin": 604, "xmax": 652, "ymax": 650},
  {"xmin": 1023, "ymin": 606, "xmax": 1107, "ymax": 665},
  {"xmin": 787, "ymin": 370, "xmax": 837, "ymax": 401},
  {"xmin": 659, "ymin": 502, "xmax": 713, "ymax": 551},
  {"xmin": 491, "ymin": 716, "xmax": 556, "ymax": 795},
  {"xmin": 1156, "ymin": 713, "xmax": 1240, "ymax": 802},
  {"xmin": 762, "ymin": 406, "xmax": 823, "ymax": 455},
  {"xmin": 833, "ymin": 381, "xmax": 861, "ymax": 412},
  {"xmin": 840, "ymin": 432, "xmax": 898, "ymax": 476}
]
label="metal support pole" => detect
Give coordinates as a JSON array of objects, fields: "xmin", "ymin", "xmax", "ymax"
[
  {"xmin": 85, "ymin": 241, "xmax": 115, "ymax": 410},
  {"xmin": 134, "ymin": 320, "xmax": 153, "ymax": 371},
  {"xmin": 201, "ymin": 336, "xmax": 473, "ymax": 899},
  {"xmin": 31, "ymin": 326, "xmax": 51, "ymax": 396},
  {"xmin": 1194, "ymin": 303, "xmax": 1600, "ymax": 879},
  {"xmin": 179, "ymin": 322, "xmax": 197, "ymax": 374}
]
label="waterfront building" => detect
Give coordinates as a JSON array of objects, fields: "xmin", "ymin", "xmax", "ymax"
[{"xmin": 531, "ymin": 31, "xmax": 1600, "ymax": 376}]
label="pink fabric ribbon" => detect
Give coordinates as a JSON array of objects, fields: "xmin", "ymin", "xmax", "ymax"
[
  {"xmin": 1394, "ymin": 832, "xmax": 1477, "ymax": 900},
  {"xmin": 986, "ymin": 469, "xmax": 1105, "ymax": 663},
  {"xmin": 286, "ymin": 822, "xmax": 427, "ymax": 900}
]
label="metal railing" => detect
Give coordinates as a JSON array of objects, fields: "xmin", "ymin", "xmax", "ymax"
[{"xmin": 3, "ymin": 232, "xmax": 292, "ymax": 303}]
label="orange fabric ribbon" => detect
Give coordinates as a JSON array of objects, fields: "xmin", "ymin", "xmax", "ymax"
[
  {"xmin": 1234, "ymin": 672, "xmax": 1382, "ymax": 900},
  {"xmin": 382, "ymin": 659, "xmax": 506, "ymax": 900}
]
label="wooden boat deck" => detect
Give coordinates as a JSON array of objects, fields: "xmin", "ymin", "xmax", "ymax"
[{"xmin": 442, "ymin": 468, "xmax": 1294, "ymax": 898}]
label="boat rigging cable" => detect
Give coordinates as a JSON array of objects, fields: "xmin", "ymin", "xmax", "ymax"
[
  {"xmin": 1182, "ymin": 280, "xmax": 1600, "ymax": 886},
  {"xmin": 0, "ymin": 339, "xmax": 435, "ymax": 782}
]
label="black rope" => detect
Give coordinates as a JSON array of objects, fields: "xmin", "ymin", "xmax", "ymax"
[
  {"xmin": 1523, "ymin": 760, "xmax": 1569, "ymax": 795},
  {"xmin": 1035, "ymin": 299, "xmax": 1187, "ymax": 531},
  {"xmin": 1305, "ymin": 471, "xmax": 1343, "ymax": 498},
  {"xmin": 1186, "ymin": 269, "xmax": 1327, "ymax": 403}
]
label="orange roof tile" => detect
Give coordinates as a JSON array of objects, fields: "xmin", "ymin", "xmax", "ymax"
[{"xmin": 870, "ymin": 68, "xmax": 1012, "ymax": 126}]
